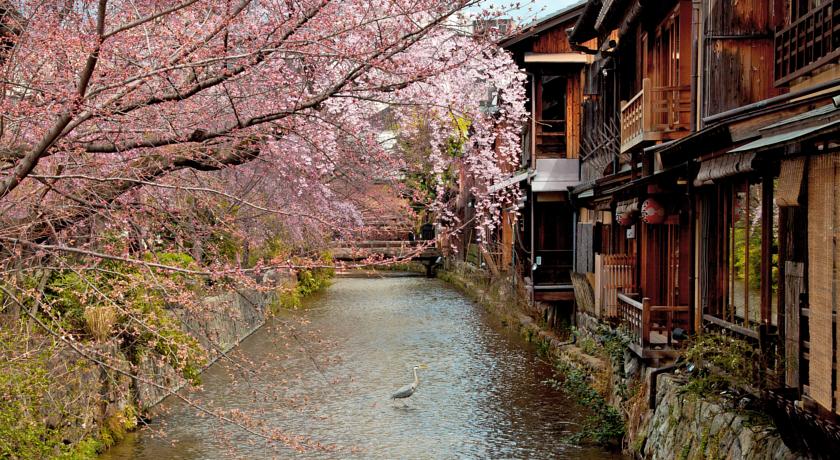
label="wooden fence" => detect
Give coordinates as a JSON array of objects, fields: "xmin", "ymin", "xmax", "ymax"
[{"xmin": 595, "ymin": 253, "xmax": 636, "ymax": 319}]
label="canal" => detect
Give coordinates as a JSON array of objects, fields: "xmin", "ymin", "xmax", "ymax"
[{"xmin": 103, "ymin": 276, "xmax": 623, "ymax": 459}]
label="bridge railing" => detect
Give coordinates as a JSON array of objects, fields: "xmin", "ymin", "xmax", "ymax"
[
  {"xmin": 332, "ymin": 240, "xmax": 431, "ymax": 249},
  {"xmin": 330, "ymin": 239, "xmax": 440, "ymax": 262}
]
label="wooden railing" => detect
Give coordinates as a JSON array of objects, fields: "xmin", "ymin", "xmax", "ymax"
[
  {"xmin": 649, "ymin": 85, "xmax": 692, "ymax": 132},
  {"xmin": 619, "ymin": 78, "xmax": 691, "ymax": 153},
  {"xmin": 618, "ymin": 293, "xmax": 646, "ymax": 346},
  {"xmin": 619, "ymin": 83, "xmax": 647, "ymax": 153},
  {"xmin": 596, "ymin": 254, "xmax": 636, "ymax": 319},
  {"xmin": 618, "ymin": 293, "xmax": 690, "ymax": 350},
  {"xmin": 775, "ymin": 1, "xmax": 840, "ymax": 85}
]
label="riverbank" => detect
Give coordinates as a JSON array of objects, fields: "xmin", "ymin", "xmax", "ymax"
[
  {"xmin": 438, "ymin": 261, "xmax": 805, "ymax": 459},
  {"xmin": 0, "ymin": 267, "xmax": 332, "ymax": 459}
]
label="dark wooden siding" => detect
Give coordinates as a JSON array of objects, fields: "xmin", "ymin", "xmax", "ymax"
[
  {"xmin": 576, "ymin": 222, "xmax": 595, "ymax": 273},
  {"xmin": 703, "ymin": 0, "xmax": 786, "ymax": 117}
]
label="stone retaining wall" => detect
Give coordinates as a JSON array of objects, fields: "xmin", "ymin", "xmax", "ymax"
[
  {"xmin": 39, "ymin": 272, "xmax": 294, "ymax": 456},
  {"xmin": 135, "ymin": 287, "xmax": 278, "ymax": 407},
  {"xmin": 634, "ymin": 375, "xmax": 800, "ymax": 459}
]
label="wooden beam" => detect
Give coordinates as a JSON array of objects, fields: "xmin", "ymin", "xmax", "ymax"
[{"xmin": 534, "ymin": 290, "xmax": 576, "ymax": 302}]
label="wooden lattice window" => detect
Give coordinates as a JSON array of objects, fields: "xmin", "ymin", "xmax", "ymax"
[{"xmin": 791, "ymin": 0, "xmax": 827, "ymax": 22}]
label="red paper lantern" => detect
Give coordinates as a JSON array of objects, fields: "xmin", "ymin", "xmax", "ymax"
[
  {"xmin": 616, "ymin": 209, "xmax": 635, "ymax": 226},
  {"xmin": 641, "ymin": 198, "xmax": 666, "ymax": 224}
]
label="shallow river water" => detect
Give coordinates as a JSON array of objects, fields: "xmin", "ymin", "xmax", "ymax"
[{"xmin": 102, "ymin": 276, "xmax": 623, "ymax": 459}]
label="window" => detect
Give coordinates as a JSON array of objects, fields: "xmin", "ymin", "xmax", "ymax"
[
  {"xmin": 791, "ymin": 0, "xmax": 826, "ymax": 21},
  {"xmin": 699, "ymin": 179, "xmax": 780, "ymax": 332},
  {"xmin": 536, "ymin": 75, "xmax": 567, "ymax": 158},
  {"xmin": 646, "ymin": 222, "xmax": 681, "ymax": 306},
  {"xmin": 533, "ymin": 200, "xmax": 574, "ymax": 285},
  {"xmin": 649, "ymin": 6, "xmax": 681, "ymax": 88}
]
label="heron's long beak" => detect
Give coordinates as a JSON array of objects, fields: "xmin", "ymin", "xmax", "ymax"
[{"xmin": 418, "ymin": 364, "xmax": 429, "ymax": 369}]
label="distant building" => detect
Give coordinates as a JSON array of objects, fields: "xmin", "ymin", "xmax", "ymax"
[{"xmin": 472, "ymin": 18, "xmax": 514, "ymax": 38}]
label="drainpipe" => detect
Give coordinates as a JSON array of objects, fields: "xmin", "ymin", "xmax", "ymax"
[
  {"xmin": 686, "ymin": 162, "xmax": 696, "ymax": 333},
  {"xmin": 572, "ymin": 208, "xmax": 578, "ymax": 271},
  {"xmin": 530, "ymin": 187, "xmax": 535, "ymax": 310},
  {"xmin": 572, "ymin": 208, "xmax": 579, "ymax": 327},
  {"xmin": 512, "ymin": 212, "xmax": 519, "ymax": 293},
  {"xmin": 691, "ymin": 0, "xmax": 703, "ymax": 131},
  {"xmin": 649, "ymin": 363, "xmax": 681, "ymax": 409},
  {"xmin": 528, "ymin": 71, "xmax": 536, "ymax": 310}
]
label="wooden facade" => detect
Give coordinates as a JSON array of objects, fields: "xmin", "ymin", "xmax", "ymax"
[
  {"xmin": 548, "ymin": 0, "xmax": 840, "ymax": 442},
  {"xmin": 496, "ymin": 4, "xmax": 589, "ymax": 307},
  {"xmin": 490, "ymin": 5, "xmax": 838, "ymax": 436}
]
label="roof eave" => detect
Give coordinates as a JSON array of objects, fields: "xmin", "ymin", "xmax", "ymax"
[
  {"xmin": 498, "ymin": 1, "xmax": 587, "ymax": 49},
  {"xmin": 568, "ymin": 0, "xmax": 603, "ymax": 43}
]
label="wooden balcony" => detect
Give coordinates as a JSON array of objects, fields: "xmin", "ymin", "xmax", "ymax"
[
  {"xmin": 619, "ymin": 78, "xmax": 691, "ymax": 154},
  {"xmin": 775, "ymin": 1, "xmax": 840, "ymax": 86},
  {"xmin": 618, "ymin": 292, "xmax": 689, "ymax": 360}
]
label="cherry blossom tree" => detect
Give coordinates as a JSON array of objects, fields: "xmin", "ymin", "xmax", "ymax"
[{"xmin": 0, "ymin": 0, "xmax": 527, "ymax": 453}]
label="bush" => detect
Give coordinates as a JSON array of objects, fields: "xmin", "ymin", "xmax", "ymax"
[
  {"xmin": 269, "ymin": 253, "xmax": 334, "ymax": 313},
  {"xmin": 0, "ymin": 323, "xmax": 66, "ymax": 458},
  {"xmin": 683, "ymin": 332, "xmax": 762, "ymax": 396},
  {"xmin": 547, "ymin": 360, "xmax": 625, "ymax": 446},
  {"xmin": 43, "ymin": 255, "xmax": 207, "ymax": 384}
]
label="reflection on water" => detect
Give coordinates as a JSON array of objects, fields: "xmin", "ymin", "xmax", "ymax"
[{"xmin": 102, "ymin": 277, "xmax": 623, "ymax": 459}]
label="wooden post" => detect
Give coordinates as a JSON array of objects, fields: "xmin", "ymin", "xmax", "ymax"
[
  {"xmin": 479, "ymin": 243, "xmax": 500, "ymax": 278},
  {"xmin": 595, "ymin": 253, "xmax": 603, "ymax": 318},
  {"xmin": 641, "ymin": 78, "xmax": 652, "ymax": 135},
  {"xmin": 785, "ymin": 261, "xmax": 804, "ymax": 389},
  {"xmin": 642, "ymin": 297, "xmax": 651, "ymax": 347},
  {"xmin": 760, "ymin": 175, "xmax": 774, "ymax": 327}
]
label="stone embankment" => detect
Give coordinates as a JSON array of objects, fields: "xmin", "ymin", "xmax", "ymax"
[
  {"xmin": 28, "ymin": 269, "xmax": 324, "ymax": 457},
  {"xmin": 135, "ymin": 285, "xmax": 281, "ymax": 407},
  {"xmin": 637, "ymin": 376, "xmax": 799, "ymax": 459},
  {"xmin": 439, "ymin": 261, "xmax": 804, "ymax": 459}
]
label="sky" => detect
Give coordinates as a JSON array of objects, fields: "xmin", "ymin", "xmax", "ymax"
[{"xmin": 468, "ymin": 0, "xmax": 581, "ymax": 25}]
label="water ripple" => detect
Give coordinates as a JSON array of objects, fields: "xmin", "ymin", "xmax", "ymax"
[{"xmin": 102, "ymin": 278, "xmax": 623, "ymax": 459}]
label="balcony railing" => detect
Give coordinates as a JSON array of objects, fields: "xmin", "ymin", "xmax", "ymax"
[
  {"xmin": 775, "ymin": 1, "xmax": 840, "ymax": 86},
  {"xmin": 618, "ymin": 292, "xmax": 690, "ymax": 358},
  {"xmin": 619, "ymin": 78, "xmax": 691, "ymax": 153}
]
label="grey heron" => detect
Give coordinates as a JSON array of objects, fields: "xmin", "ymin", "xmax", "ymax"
[{"xmin": 391, "ymin": 365, "xmax": 423, "ymax": 400}]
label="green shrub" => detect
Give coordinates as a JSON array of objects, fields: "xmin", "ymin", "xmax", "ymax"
[
  {"xmin": 547, "ymin": 360, "xmax": 625, "ymax": 446},
  {"xmin": 0, "ymin": 324, "xmax": 67, "ymax": 458},
  {"xmin": 268, "ymin": 256, "xmax": 334, "ymax": 314},
  {"xmin": 683, "ymin": 332, "xmax": 762, "ymax": 397}
]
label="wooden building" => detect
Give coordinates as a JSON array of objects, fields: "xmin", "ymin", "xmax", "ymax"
[
  {"xmin": 486, "ymin": 0, "xmax": 840, "ymax": 446},
  {"xmin": 491, "ymin": 3, "xmax": 590, "ymax": 312},
  {"xmin": 557, "ymin": 0, "xmax": 840, "ymax": 446}
]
